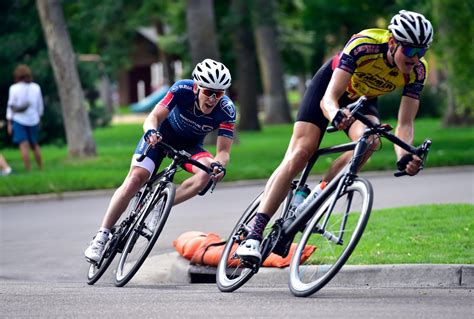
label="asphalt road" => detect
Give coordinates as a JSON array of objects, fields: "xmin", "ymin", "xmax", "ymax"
[
  {"xmin": 0, "ymin": 166, "xmax": 473, "ymax": 283},
  {"xmin": 1, "ymin": 281, "xmax": 472, "ymax": 319},
  {"xmin": 0, "ymin": 166, "xmax": 473, "ymax": 318}
]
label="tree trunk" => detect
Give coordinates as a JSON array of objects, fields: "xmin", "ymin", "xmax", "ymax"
[
  {"xmin": 231, "ymin": 0, "xmax": 260, "ymax": 131},
  {"xmin": 186, "ymin": 0, "xmax": 220, "ymax": 65},
  {"xmin": 155, "ymin": 21, "xmax": 175, "ymax": 86},
  {"xmin": 36, "ymin": 0, "xmax": 96, "ymax": 157},
  {"xmin": 253, "ymin": 0, "xmax": 292, "ymax": 124}
]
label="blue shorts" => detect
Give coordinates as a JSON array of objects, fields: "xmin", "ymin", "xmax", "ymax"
[{"xmin": 12, "ymin": 121, "xmax": 40, "ymax": 145}]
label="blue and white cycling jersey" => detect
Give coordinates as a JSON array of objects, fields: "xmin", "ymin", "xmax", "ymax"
[{"xmin": 158, "ymin": 79, "xmax": 236, "ymax": 144}]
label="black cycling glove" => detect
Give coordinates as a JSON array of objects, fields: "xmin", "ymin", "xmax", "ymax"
[
  {"xmin": 144, "ymin": 129, "xmax": 160, "ymax": 143},
  {"xmin": 396, "ymin": 153, "xmax": 414, "ymax": 172},
  {"xmin": 331, "ymin": 109, "xmax": 346, "ymax": 128},
  {"xmin": 210, "ymin": 161, "xmax": 226, "ymax": 177}
]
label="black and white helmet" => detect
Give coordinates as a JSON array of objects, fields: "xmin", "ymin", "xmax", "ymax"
[
  {"xmin": 192, "ymin": 59, "xmax": 231, "ymax": 90},
  {"xmin": 388, "ymin": 10, "xmax": 434, "ymax": 47}
]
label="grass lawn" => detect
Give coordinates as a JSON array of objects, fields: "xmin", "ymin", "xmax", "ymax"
[
  {"xmin": 0, "ymin": 118, "xmax": 473, "ymax": 196},
  {"xmin": 296, "ymin": 203, "xmax": 473, "ymax": 265},
  {"xmin": 347, "ymin": 204, "xmax": 473, "ymax": 264}
]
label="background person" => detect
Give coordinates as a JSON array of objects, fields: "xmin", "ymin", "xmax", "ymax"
[
  {"xmin": 6, "ymin": 64, "xmax": 44, "ymax": 171},
  {"xmin": 236, "ymin": 10, "xmax": 434, "ymax": 263},
  {"xmin": 85, "ymin": 59, "xmax": 236, "ymax": 263},
  {"xmin": 0, "ymin": 154, "xmax": 12, "ymax": 176}
]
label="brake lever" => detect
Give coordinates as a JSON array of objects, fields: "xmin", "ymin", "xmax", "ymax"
[{"xmin": 394, "ymin": 139, "xmax": 432, "ymax": 177}]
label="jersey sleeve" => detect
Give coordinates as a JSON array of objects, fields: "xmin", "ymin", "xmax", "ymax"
[
  {"xmin": 158, "ymin": 80, "xmax": 194, "ymax": 111},
  {"xmin": 402, "ymin": 60, "xmax": 428, "ymax": 100},
  {"xmin": 337, "ymin": 34, "xmax": 384, "ymax": 74},
  {"xmin": 217, "ymin": 98, "xmax": 236, "ymax": 139}
]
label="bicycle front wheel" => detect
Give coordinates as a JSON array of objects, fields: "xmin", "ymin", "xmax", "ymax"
[
  {"xmin": 86, "ymin": 233, "xmax": 118, "ymax": 285},
  {"xmin": 289, "ymin": 177, "xmax": 373, "ymax": 297},
  {"xmin": 114, "ymin": 182, "xmax": 175, "ymax": 287}
]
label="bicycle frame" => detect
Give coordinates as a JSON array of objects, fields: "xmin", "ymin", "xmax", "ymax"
[{"xmin": 282, "ymin": 100, "xmax": 431, "ymax": 241}]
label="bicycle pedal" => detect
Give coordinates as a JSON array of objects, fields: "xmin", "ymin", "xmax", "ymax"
[
  {"xmin": 241, "ymin": 259, "xmax": 260, "ymax": 274},
  {"xmin": 85, "ymin": 257, "xmax": 98, "ymax": 266}
]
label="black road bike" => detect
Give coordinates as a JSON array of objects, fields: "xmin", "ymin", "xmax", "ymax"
[
  {"xmin": 86, "ymin": 141, "xmax": 216, "ymax": 287},
  {"xmin": 216, "ymin": 96, "xmax": 431, "ymax": 297}
]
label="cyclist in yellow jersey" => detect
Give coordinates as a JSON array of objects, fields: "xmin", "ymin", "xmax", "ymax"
[{"xmin": 236, "ymin": 10, "xmax": 434, "ymax": 262}]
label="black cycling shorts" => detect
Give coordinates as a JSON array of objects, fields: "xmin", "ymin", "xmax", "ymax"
[{"xmin": 296, "ymin": 59, "xmax": 380, "ymax": 132}]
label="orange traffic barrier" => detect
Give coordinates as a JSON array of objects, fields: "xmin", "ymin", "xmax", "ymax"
[{"xmin": 174, "ymin": 231, "xmax": 316, "ymax": 268}]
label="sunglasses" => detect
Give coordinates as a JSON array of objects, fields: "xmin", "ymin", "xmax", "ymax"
[
  {"xmin": 199, "ymin": 87, "xmax": 225, "ymax": 99},
  {"xmin": 399, "ymin": 44, "xmax": 428, "ymax": 58}
]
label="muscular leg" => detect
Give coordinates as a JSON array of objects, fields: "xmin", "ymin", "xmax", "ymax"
[
  {"xmin": 19, "ymin": 141, "xmax": 31, "ymax": 171},
  {"xmin": 258, "ymin": 121, "xmax": 323, "ymax": 218},
  {"xmin": 323, "ymin": 115, "xmax": 380, "ymax": 181},
  {"xmin": 100, "ymin": 166, "xmax": 151, "ymax": 229},
  {"xmin": 174, "ymin": 159, "xmax": 212, "ymax": 205}
]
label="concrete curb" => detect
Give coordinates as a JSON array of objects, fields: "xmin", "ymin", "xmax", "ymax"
[
  {"xmin": 133, "ymin": 252, "xmax": 474, "ymax": 288},
  {"xmin": 1, "ymin": 165, "xmax": 473, "ymax": 203}
]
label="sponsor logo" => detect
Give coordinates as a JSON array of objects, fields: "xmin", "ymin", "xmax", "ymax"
[
  {"xmin": 414, "ymin": 64, "xmax": 426, "ymax": 81},
  {"xmin": 179, "ymin": 114, "xmax": 215, "ymax": 133},
  {"xmin": 178, "ymin": 84, "xmax": 193, "ymax": 90},
  {"xmin": 353, "ymin": 72, "xmax": 396, "ymax": 92},
  {"xmin": 202, "ymin": 125, "xmax": 214, "ymax": 132},
  {"xmin": 221, "ymin": 99, "xmax": 235, "ymax": 118},
  {"xmin": 353, "ymin": 44, "xmax": 380, "ymax": 56}
]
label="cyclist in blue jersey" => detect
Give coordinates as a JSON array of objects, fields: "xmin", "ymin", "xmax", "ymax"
[{"xmin": 85, "ymin": 59, "xmax": 235, "ymax": 263}]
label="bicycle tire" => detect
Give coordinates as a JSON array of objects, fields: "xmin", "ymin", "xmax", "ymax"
[
  {"xmin": 114, "ymin": 182, "xmax": 175, "ymax": 287},
  {"xmin": 86, "ymin": 235, "xmax": 118, "ymax": 285},
  {"xmin": 86, "ymin": 190, "xmax": 144, "ymax": 285},
  {"xmin": 216, "ymin": 192, "xmax": 263, "ymax": 292},
  {"xmin": 216, "ymin": 190, "xmax": 291, "ymax": 292},
  {"xmin": 289, "ymin": 177, "xmax": 373, "ymax": 297}
]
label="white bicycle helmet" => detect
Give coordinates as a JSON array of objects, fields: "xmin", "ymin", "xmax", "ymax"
[
  {"xmin": 388, "ymin": 10, "xmax": 433, "ymax": 47},
  {"xmin": 192, "ymin": 58, "xmax": 231, "ymax": 90}
]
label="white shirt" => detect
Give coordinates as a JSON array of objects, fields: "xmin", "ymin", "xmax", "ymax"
[{"xmin": 6, "ymin": 81, "xmax": 44, "ymax": 126}]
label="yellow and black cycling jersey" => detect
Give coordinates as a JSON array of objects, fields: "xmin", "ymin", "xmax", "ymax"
[{"xmin": 332, "ymin": 28, "xmax": 428, "ymax": 100}]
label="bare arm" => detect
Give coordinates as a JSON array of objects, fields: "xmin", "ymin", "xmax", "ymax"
[
  {"xmin": 395, "ymin": 96, "xmax": 419, "ymax": 160},
  {"xmin": 321, "ymin": 68, "xmax": 352, "ymax": 121},
  {"xmin": 142, "ymin": 103, "xmax": 170, "ymax": 145},
  {"xmin": 212, "ymin": 136, "xmax": 233, "ymax": 181},
  {"xmin": 143, "ymin": 103, "xmax": 169, "ymax": 133},
  {"xmin": 213, "ymin": 136, "xmax": 233, "ymax": 167},
  {"xmin": 395, "ymin": 96, "xmax": 422, "ymax": 175}
]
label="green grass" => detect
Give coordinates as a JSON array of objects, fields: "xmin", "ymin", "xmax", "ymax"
[
  {"xmin": 0, "ymin": 118, "xmax": 473, "ymax": 196},
  {"xmin": 348, "ymin": 204, "xmax": 473, "ymax": 264}
]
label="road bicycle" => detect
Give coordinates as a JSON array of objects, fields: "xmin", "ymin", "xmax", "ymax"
[
  {"xmin": 216, "ymin": 96, "xmax": 431, "ymax": 297},
  {"xmin": 87, "ymin": 140, "xmax": 216, "ymax": 287}
]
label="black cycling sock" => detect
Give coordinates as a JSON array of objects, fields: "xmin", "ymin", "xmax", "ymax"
[{"xmin": 247, "ymin": 213, "xmax": 270, "ymax": 241}]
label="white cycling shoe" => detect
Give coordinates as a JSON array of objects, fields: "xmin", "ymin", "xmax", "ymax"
[
  {"xmin": 236, "ymin": 239, "xmax": 262, "ymax": 264},
  {"xmin": 84, "ymin": 238, "xmax": 108, "ymax": 263}
]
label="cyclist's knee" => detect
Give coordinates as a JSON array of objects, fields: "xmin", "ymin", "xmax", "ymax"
[
  {"xmin": 286, "ymin": 148, "xmax": 312, "ymax": 172},
  {"xmin": 122, "ymin": 173, "xmax": 146, "ymax": 195},
  {"xmin": 367, "ymin": 136, "xmax": 381, "ymax": 153}
]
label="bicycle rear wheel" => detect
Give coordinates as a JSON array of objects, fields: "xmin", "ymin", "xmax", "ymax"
[
  {"xmin": 216, "ymin": 193, "xmax": 262, "ymax": 292},
  {"xmin": 289, "ymin": 177, "xmax": 373, "ymax": 297},
  {"xmin": 114, "ymin": 182, "xmax": 175, "ymax": 287},
  {"xmin": 216, "ymin": 191, "xmax": 290, "ymax": 292}
]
